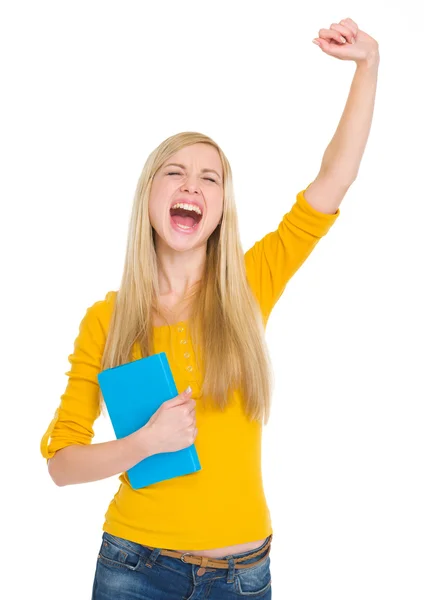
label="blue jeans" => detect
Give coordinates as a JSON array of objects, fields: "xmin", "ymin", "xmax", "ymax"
[{"xmin": 92, "ymin": 531, "xmax": 272, "ymax": 599}]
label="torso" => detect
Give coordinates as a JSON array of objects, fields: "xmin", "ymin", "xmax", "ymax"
[
  {"xmin": 173, "ymin": 538, "xmax": 267, "ymax": 558},
  {"xmin": 153, "ymin": 290, "xmax": 267, "ymax": 557}
]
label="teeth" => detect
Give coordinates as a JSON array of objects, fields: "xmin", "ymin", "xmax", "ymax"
[
  {"xmin": 170, "ymin": 202, "xmax": 202, "ymax": 215},
  {"xmin": 175, "ymin": 222, "xmax": 194, "ymax": 230}
]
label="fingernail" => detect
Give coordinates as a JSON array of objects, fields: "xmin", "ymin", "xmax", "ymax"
[
  {"xmin": 312, "ymin": 39, "xmax": 320, "ymax": 46},
  {"xmin": 341, "ymin": 36, "xmax": 346, "ymax": 43},
  {"xmin": 185, "ymin": 386, "xmax": 192, "ymax": 394}
]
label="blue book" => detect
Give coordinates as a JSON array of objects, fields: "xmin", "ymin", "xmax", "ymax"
[{"xmin": 97, "ymin": 352, "xmax": 201, "ymax": 489}]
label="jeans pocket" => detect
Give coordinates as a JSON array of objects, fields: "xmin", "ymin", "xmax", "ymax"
[
  {"xmin": 97, "ymin": 533, "xmax": 142, "ymax": 571},
  {"xmin": 234, "ymin": 553, "xmax": 272, "ymax": 596}
]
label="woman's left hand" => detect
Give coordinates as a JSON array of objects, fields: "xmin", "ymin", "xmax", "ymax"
[{"xmin": 313, "ymin": 17, "xmax": 379, "ymax": 66}]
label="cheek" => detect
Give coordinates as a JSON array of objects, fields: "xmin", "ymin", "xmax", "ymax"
[
  {"xmin": 148, "ymin": 195, "xmax": 163, "ymax": 226},
  {"xmin": 148, "ymin": 182, "xmax": 169, "ymax": 217},
  {"xmin": 212, "ymin": 194, "xmax": 224, "ymax": 218}
]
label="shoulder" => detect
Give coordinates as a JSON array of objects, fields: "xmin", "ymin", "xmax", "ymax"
[
  {"xmin": 83, "ymin": 290, "xmax": 118, "ymax": 339},
  {"xmin": 88, "ymin": 289, "xmax": 117, "ymax": 315}
]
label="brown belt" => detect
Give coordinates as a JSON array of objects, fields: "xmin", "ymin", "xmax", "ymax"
[{"xmin": 143, "ymin": 534, "xmax": 272, "ymax": 576}]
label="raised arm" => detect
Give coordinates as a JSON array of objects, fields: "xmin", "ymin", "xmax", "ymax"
[
  {"xmin": 308, "ymin": 17, "xmax": 379, "ymax": 212},
  {"xmin": 244, "ymin": 17, "xmax": 379, "ymax": 325},
  {"xmin": 244, "ymin": 187, "xmax": 339, "ymax": 325}
]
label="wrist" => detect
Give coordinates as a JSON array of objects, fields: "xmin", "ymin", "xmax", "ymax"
[
  {"xmin": 356, "ymin": 51, "xmax": 380, "ymax": 71},
  {"xmin": 125, "ymin": 425, "xmax": 155, "ymax": 462}
]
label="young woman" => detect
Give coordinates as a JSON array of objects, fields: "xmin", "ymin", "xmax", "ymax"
[{"xmin": 40, "ymin": 17, "xmax": 379, "ymax": 599}]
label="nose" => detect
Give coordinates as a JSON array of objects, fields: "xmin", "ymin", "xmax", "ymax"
[{"xmin": 180, "ymin": 173, "xmax": 201, "ymax": 194}]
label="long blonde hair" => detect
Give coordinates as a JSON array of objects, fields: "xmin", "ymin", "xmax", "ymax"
[{"xmin": 98, "ymin": 131, "xmax": 274, "ymax": 424}]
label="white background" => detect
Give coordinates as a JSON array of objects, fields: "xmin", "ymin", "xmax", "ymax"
[{"xmin": 2, "ymin": 1, "xmax": 428, "ymax": 598}]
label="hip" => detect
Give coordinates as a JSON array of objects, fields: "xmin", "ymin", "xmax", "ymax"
[{"xmin": 92, "ymin": 531, "xmax": 273, "ymax": 599}]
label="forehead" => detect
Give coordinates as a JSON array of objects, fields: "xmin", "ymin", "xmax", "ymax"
[{"xmin": 164, "ymin": 143, "xmax": 222, "ymax": 171}]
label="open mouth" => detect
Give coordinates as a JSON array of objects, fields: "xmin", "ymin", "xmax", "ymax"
[{"xmin": 169, "ymin": 205, "xmax": 203, "ymax": 231}]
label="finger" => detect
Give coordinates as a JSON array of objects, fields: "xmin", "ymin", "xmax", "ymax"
[
  {"xmin": 330, "ymin": 23, "xmax": 355, "ymax": 44},
  {"xmin": 342, "ymin": 17, "xmax": 358, "ymax": 31},
  {"xmin": 340, "ymin": 18, "xmax": 358, "ymax": 36},
  {"xmin": 313, "ymin": 37, "xmax": 349, "ymax": 56},
  {"xmin": 318, "ymin": 28, "xmax": 347, "ymax": 45}
]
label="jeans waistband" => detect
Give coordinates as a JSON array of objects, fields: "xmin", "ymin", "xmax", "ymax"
[{"xmin": 144, "ymin": 534, "xmax": 273, "ymax": 573}]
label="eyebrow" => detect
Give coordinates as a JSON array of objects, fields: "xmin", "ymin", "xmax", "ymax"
[{"xmin": 163, "ymin": 162, "xmax": 222, "ymax": 181}]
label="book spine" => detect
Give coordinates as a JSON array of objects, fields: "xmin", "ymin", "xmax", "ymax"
[
  {"xmin": 158, "ymin": 352, "xmax": 178, "ymax": 398},
  {"xmin": 189, "ymin": 444, "xmax": 201, "ymax": 471},
  {"xmin": 158, "ymin": 352, "xmax": 200, "ymax": 472}
]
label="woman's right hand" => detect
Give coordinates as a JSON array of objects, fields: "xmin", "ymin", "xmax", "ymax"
[{"xmin": 141, "ymin": 387, "xmax": 197, "ymax": 455}]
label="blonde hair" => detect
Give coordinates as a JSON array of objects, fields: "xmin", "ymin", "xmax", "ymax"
[{"xmin": 98, "ymin": 131, "xmax": 274, "ymax": 424}]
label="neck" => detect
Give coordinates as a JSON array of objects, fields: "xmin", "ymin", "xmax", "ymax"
[{"xmin": 155, "ymin": 239, "xmax": 206, "ymax": 298}]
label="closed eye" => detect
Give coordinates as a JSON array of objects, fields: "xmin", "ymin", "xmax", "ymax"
[{"xmin": 167, "ymin": 172, "xmax": 216, "ymax": 183}]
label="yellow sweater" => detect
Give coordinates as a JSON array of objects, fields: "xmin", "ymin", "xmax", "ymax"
[{"xmin": 40, "ymin": 187, "xmax": 339, "ymax": 549}]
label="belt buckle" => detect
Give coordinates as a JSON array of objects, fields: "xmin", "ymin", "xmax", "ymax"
[{"xmin": 180, "ymin": 552, "xmax": 192, "ymax": 563}]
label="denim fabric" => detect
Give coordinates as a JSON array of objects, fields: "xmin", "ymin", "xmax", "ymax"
[{"xmin": 91, "ymin": 531, "xmax": 272, "ymax": 599}]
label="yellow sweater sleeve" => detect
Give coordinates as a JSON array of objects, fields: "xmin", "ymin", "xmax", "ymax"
[
  {"xmin": 244, "ymin": 185, "xmax": 340, "ymax": 325},
  {"xmin": 40, "ymin": 298, "xmax": 108, "ymax": 462}
]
